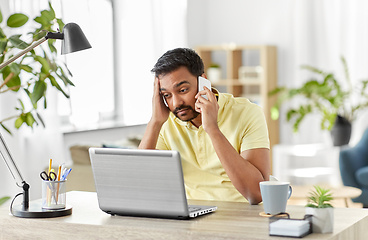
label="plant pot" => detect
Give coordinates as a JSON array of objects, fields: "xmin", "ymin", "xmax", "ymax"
[
  {"xmin": 305, "ymin": 207, "xmax": 334, "ymax": 233},
  {"xmin": 330, "ymin": 115, "xmax": 351, "ymax": 146},
  {"xmin": 207, "ymin": 67, "xmax": 221, "ymax": 83}
]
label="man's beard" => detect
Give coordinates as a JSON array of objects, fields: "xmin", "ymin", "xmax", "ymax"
[{"xmin": 173, "ymin": 105, "xmax": 199, "ymax": 122}]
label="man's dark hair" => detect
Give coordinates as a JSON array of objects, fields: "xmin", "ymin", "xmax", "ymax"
[{"xmin": 151, "ymin": 48, "xmax": 204, "ymax": 78}]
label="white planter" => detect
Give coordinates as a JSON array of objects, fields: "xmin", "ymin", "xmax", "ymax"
[
  {"xmin": 305, "ymin": 207, "xmax": 334, "ymax": 233},
  {"xmin": 207, "ymin": 67, "xmax": 221, "ymax": 83}
]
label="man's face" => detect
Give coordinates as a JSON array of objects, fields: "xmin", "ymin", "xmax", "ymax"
[{"xmin": 159, "ymin": 66, "xmax": 200, "ymax": 122}]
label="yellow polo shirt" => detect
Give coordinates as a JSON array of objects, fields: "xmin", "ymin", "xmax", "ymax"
[{"xmin": 156, "ymin": 90, "xmax": 270, "ymax": 202}]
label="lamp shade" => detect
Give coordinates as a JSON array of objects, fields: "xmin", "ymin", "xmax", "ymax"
[{"xmin": 61, "ymin": 23, "xmax": 92, "ymax": 55}]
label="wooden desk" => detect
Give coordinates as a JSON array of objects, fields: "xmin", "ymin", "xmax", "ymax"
[{"xmin": 1, "ymin": 191, "xmax": 368, "ymax": 239}]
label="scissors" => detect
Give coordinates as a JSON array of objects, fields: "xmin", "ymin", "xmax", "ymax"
[{"xmin": 40, "ymin": 171, "xmax": 57, "ymax": 181}]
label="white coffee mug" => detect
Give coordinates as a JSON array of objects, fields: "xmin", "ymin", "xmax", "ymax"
[{"xmin": 260, "ymin": 181, "xmax": 292, "ymax": 215}]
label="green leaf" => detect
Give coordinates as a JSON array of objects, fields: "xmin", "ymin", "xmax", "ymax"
[
  {"xmin": 34, "ymin": 15, "xmax": 49, "ymax": 27},
  {"xmin": 0, "ymin": 9, "xmax": 3, "ymax": 24},
  {"xmin": 48, "ymin": 39, "xmax": 57, "ymax": 53},
  {"xmin": 60, "ymin": 63, "xmax": 73, "ymax": 78},
  {"xmin": 57, "ymin": 19, "xmax": 65, "ymax": 31},
  {"xmin": 48, "ymin": 2, "xmax": 56, "ymax": 20},
  {"xmin": 44, "ymin": 95, "xmax": 47, "ymax": 108},
  {"xmin": 268, "ymin": 87, "xmax": 286, "ymax": 96},
  {"xmin": 0, "ymin": 27, "xmax": 6, "ymax": 38},
  {"xmin": 34, "ymin": 56, "xmax": 50, "ymax": 73},
  {"xmin": 24, "ymin": 88, "xmax": 31, "ymax": 99},
  {"xmin": 9, "ymin": 63, "xmax": 21, "ymax": 75},
  {"xmin": 41, "ymin": 9, "xmax": 54, "ymax": 22},
  {"xmin": 20, "ymin": 65, "xmax": 33, "ymax": 73},
  {"xmin": 2, "ymin": 66, "xmax": 21, "ymax": 92},
  {"xmin": 36, "ymin": 112, "xmax": 46, "ymax": 128},
  {"xmin": 301, "ymin": 65, "xmax": 324, "ymax": 75},
  {"xmin": 0, "ymin": 123, "xmax": 12, "ymax": 135},
  {"xmin": 18, "ymin": 99, "xmax": 25, "ymax": 110},
  {"xmin": 7, "ymin": 13, "xmax": 29, "ymax": 28},
  {"xmin": 0, "ymin": 39, "xmax": 7, "ymax": 54},
  {"xmin": 0, "ymin": 196, "xmax": 10, "ymax": 206},
  {"xmin": 31, "ymin": 81, "xmax": 46, "ymax": 105},
  {"xmin": 270, "ymin": 107, "xmax": 279, "ymax": 120},
  {"xmin": 25, "ymin": 112, "xmax": 36, "ymax": 127},
  {"xmin": 8, "ymin": 35, "xmax": 29, "ymax": 49},
  {"xmin": 14, "ymin": 117, "xmax": 24, "ymax": 129},
  {"xmin": 48, "ymin": 75, "xmax": 69, "ymax": 98}
]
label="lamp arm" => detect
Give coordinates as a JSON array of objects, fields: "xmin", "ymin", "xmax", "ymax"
[{"xmin": 0, "ymin": 37, "xmax": 47, "ymax": 70}]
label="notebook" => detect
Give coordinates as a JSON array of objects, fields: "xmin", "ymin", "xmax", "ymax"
[{"xmin": 89, "ymin": 148, "xmax": 217, "ymax": 219}]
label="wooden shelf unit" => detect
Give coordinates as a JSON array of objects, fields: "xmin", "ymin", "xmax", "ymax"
[{"xmin": 195, "ymin": 45, "xmax": 279, "ymax": 158}]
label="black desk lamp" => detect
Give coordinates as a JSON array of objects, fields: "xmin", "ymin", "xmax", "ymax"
[
  {"xmin": 0, "ymin": 22, "xmax": 91, "ymax": 69},
  {"xmin": 0, "ymin": 23, "xmax": 91, "ymax": 218}
]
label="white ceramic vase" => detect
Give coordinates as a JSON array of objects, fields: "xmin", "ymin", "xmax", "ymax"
[{"xmin": 305, "ymin": 207, "xmax": 334, "ymax": 233}]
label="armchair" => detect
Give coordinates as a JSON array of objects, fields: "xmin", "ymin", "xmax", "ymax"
[{"xmin": 339, "ymin": 128, "xmax": 368, "ymax": 207}]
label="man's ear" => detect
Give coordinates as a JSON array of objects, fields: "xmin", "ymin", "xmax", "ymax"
[{"xmin": 201, "ymin": 73, "xmax": 208, "ymax": 79}]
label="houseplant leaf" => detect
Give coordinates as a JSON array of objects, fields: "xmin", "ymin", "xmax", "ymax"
[
  {"xmin": 8, "ymin": 35, "xmax": 29, "ymax": 49},
  {"xmin": 34, "ymin": 15, "xmax": 49, "ymax": 27},
  {"xmin": 40, "ymin": 9, "xmax": 54, "ymax": 22},
  {"xmin": 14, "ymin": 116, "xmax": 24, "ymax": 129},
  {"xmin": 7, "ymin": 13, "xmax": 28, "ymax": 28},
  {"xmin": 48, "ymin": 75, "xmax": 69, "ymax": 98},
  {"xmin": 20, "ymin": 65, "xmax": 33, "ymax": 73},
  {"xmin": 0, "ymin": 9, "xmax": 3, "ymax": 24},
  {"xmin": 0, "ymin": 39, "xmax": 7, "ymax": 54},
  {"xmin": 34, "ymin": 56, "xmax": 51, "ymax": 73},
  {"xmin": 0, "ymin": 123, "xmax": 12, "ymax": 135},
  {"xmin": 31, "ymin": 81, "xmax": 46, "ymax": 105},
  {"xmin": 25, "ymin": 112, "xmax": 36, "ymax": 127},
  {"xmin": 56, "ymin": 18, "xmax": 65, "ymax": 31},
  {"xmin": 2, "ymin": 66, "xmax": 21, "ymax": 92},
  {"xmin": 36, "ymin": 112, "xmax": 46, "ymax": 128}
]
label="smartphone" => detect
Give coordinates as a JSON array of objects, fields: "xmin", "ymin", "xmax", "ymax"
[
  {"xmin": 162, "ymin": 95, "xmax": 168, "ymax": 107},
  {"xmin": 198, "ymin": 76, "xmax": 211, "ymax": 100}
]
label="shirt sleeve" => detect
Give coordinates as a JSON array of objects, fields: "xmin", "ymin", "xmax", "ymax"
[
  {"xmin": 240, "ymin": 104, "xmax": 270, "ymax": 152},
  {"xmin": 156, "ymin": 130, "xmax": 169, "ymax": 150}
]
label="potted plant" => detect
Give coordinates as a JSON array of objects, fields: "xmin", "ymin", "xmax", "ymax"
[
  {"xmin": 269, "ymin": 56, "xmax": 368, "ymax": 146},
  {"xmin": 207, "ymin": 63, "xmax": 221, "ymax": 83},
  {"xmin": 305, "ymin": 185, "xmax": 334, "ymax": 233},
  {"xmin": 0, "ymin": 3, "xmax": 73, "ymax": 135}
]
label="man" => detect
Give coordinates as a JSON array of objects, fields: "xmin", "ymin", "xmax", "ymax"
[{"xmin": 139, "ymin": 48, "xmax": 270, "ymax": 204}]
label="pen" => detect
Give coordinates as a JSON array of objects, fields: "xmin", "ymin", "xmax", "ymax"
[
  {"xmin": 61, "ymin": 168, "xmax": 72, "ymax": 181},
  {"xmin": 56, "ymin": 165, "xmax": 61, "ymax": 203},
  {"xmin": 47, "ymin": 159, "xmax": 52, "ymax": 206},
  {"xmin": 48, "ymin": 159, "xmax": 52, "ymax": 174},
  {"xmin": 60, "ymin": 163, "xmax": 65, "ymax": 178},
  {"xmin": 57, "ymin": 165, "xmax": 61, "ymax": 181}
]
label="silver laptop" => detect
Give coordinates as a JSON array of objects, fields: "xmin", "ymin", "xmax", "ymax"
[{"xmin": 89, "ymin": 148, "xmax": 217, "ymax": 219}]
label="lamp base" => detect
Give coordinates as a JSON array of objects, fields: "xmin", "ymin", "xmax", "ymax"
[{"xmin": 11, "ymin": 202, "xmax": 72, "ymax": 218}]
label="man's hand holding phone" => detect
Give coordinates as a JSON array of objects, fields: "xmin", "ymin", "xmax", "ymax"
[
  {"xmin": 195, "ymin": 77, "xmax": 219, "ymax": 134},
  {"xmin": 152, "ymin": 77, "xmax": 170, "ymax": 125}
]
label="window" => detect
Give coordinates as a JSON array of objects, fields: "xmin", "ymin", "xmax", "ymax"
[{"xmin": 9, "ymin": 0, "xmax": 188, "ymax": 129}]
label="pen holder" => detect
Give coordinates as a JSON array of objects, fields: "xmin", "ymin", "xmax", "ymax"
[{"xmin": 42, "ymin": 180, "xmax": 66, "ymax": 210}]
